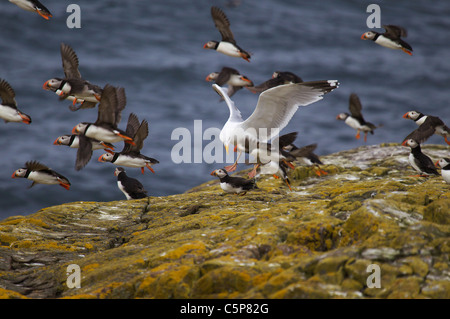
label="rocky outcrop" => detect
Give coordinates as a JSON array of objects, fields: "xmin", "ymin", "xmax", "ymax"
[{"xmin": 0, "ymin": 143, "xmax": 449, "ymax": 299}]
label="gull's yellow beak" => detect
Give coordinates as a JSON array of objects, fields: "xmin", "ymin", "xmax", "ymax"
[{"xmin": 225, "ymin": 144, "xmax": 229, "ymax": 154}]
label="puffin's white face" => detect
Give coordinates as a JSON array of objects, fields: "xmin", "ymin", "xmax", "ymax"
[
  {"xmin": 72, "ymin": 123, "xmax": 88, "ymax": 135},
  {"xmin": 336, "ymin": 113, "xmax": 349, "ymax": 120},
  {"xmin": 11, "ymin": 168, "xmax": 27, "ymax": 178},
  {"xmin": 43, "ymin": 78, "xmax": 63, "ymax": 90},
  {"xmin": 54, "ymin": 135, "xmax": 71, "ymax": 146},
  {"xmin": 206, "ymin": 72, "xmax": 219, "ymax": 82},
  {"xmin": 436, "ymin": 158, "xmax": 450, "ymax": 168},
  {"xmin": 211, "ymin": 168, "xmax": 228, "ymax": 178},
  {"xmin": 272, "ymin": 72, "xmax": 279, "ymax": 79},
  {"xmin": 361, "ymin": 31, "xmax": 376, "ymax": 40},
  {"xmin": 402, "ymin": 138, "xmax": 418, "ymax": 148},
  {"xmin": 203, "ymin": 41, "xmax": 218, "ymax": 49},
  {"xmin": 98, "ymin": 153, "xmax": 114, "ymax": 162},
  {"xmin": 114, "ymin": 167, "xmax": 125, "ymax": 176},
  {"xmin": 404, "ymin": 111, "xmax": 420, "ymax": 120}
]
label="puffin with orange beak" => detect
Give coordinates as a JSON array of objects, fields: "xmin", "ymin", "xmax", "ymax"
[
  {"xmin": 43, "ymin": 43, "xmax": 102, "ymax": 111},
  {"xmin": 203, "ymin": 6, "xmax": 251, "ymax": 62},
  {"xmin": 402, "ymin": 110, "xmax": 450, "ymax": 145},
  {"xmin": 435, "ymin": 158, "xmax": 450, "ymax": 184},
  {"xmin": 361, "ymin": 25, "xmax": 413, "ymax": 55},
  {"xmin": 72, "ymin": 84, "xmax": 135, "ymax": 147},
  {"xmin": 0, "ymin": 79, "xmax": 32, "ymax": 125},
  {"xmin": 401, "ymin": 139, "xmax": 439, "ymax": 177},
  {"xmin": 206, "ymin": 67, "xmax": 253, "ymax": 99},
  {"xmin": 9, "ymin": 0, "xmax": 52, "ymax": 20},
  {"xmin": 12, "ymin": 161, "xmax": 71, "ymax": 190},
  {"xmin": 98, "ymin": 113, "xmax": 159, "ymax": 174}
]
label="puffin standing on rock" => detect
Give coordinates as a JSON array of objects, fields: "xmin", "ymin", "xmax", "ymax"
[
  {"xmin": 361, "ymin": 25, "xmax": 413, "ymax": 55},
  {"xmin": 401, "ymin": 139, "xmax": 439, "ymax": 177},
  {"xmin": 12, "ymin": 161, "xmax": 71, "ymax": 190},
  {"xmin": 211, "ymin": 168, "xmax": 258, "ymax": 195},
  {"xmin": 203, "ymin": 6, "xmax": 251, "ymax": 62},
  {"xmin": 114, "ymin": 167, "xmax": 148, "ymax": 200}
]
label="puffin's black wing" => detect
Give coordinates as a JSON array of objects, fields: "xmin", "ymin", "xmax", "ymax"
[
  {"xmin": 211, "ymin": 6, "xmax": 236, "ymax": 44},
  {"xmin": 348, "ymin": 93, "xmax": 366, "ymax": 123},
  {"xmin": 60, "ymin": 43, "xmax": 81, "ymax": 79},
  {"xmin": 215, "ymin": 67, "xmax": 239, "ymax": 86},
  {"xmin": 75, "ymin": 135, "xmax": 94, "ymax": 171},
  {"xmin": 0, "ymin": 79, "xmax": 17, "ymax": 107}
]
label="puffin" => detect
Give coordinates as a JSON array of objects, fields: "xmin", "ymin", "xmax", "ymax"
[
  {"xmin": 336, "ymin": 93, "xmax": 378, "ymax": 142},
  {"xmin": 211, "ymin": 168, "xmax": 257, "ymax": 195},
  {"xmin": 247, "ymin": 71, "xmax": 303, "ymax": 94},
  {"xmin": 403, "ymin": 111, "xmax": 450, "ymax": 145},
  {"xmin": 283, "ymin": 143, "xmax": 327, "ymax": 176},
  {"xmin": 0, "ymin": 79, "xmax": 32, "ymax": 124},
  {"xmin": 401, "ymin": 139, "xmax": 439, "ymax": 177},
  {"xmin": 43, "ymin": 43, "xmax": 102, "ymax": 111},
  {"xmin": 114, "ymin": 167, "xmax": 148, "ymax": 200},
  {"xmin": 435, "ymin": 158, "xmax": 450, "ymax": 184},
  {"xmin": 12, "ymin": 161, "xmax": 71, "ymax": 190},
  {"xmin": 98, "ymin": 113, "xmax": 159, "ymax": 174},
  {"xmin": 9, "ymin": 0, "xmax": 52, "ymax": 20},
  {"xmin": 361, "ymin": 25, "xmax": 413, "ymax": 55},
  {"xmin": 72, "ymin": 84, "xmax": 135, "ymax": 146},
  {"xmin": 203, "ymin": 6, "xmax": 251, "ymax": 62},
  {"xmin": 53, "ymin": 134, "xmax": 115, "ymax": 171},
  {"xmin": 206, "ymin": 67, "xmax": 253, "ymax": 98}
]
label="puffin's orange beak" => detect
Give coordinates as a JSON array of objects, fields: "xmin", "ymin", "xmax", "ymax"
[
  {"xmin": 435, "ymin": 160, "xmax": 441, "ymax": 168},
  {"xmin": 11, "ymin": 171, "xmax": 16, "ymax": 178},
  {"xmin": 53, "ymin": 138, "xmax": 60, "ymax": 145},
  {"xmin": 402, "ymin": 112, "xmax": 409, "ymax": 119},
  {"xmin": 210, "ymin": 170, "xmax": 217, "ymax": 176},
  {"xmin": 361, "ymin": 34, "xmax": 366, "ymax": 40},
  {"xmin": 71, "ymin": 126, "xmax": 78, "ymax": 135},
  {"xmin": 42, "ymin": 80, "xmax": 50, "ymax": 90},
  {"xmin": 98, "ymin": 155, "xmax": 105, "ymax": 162},
  {"xmin": 401, "ymin": 140, "xmax": 408, "ymax": 146}
]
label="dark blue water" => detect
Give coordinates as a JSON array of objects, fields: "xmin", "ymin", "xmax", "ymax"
[{"xmin": 1, "ymin": 0, "xmax": 449, "ymax": 219}]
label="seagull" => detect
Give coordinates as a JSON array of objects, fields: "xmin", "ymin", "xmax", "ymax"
[
  {"xmin": 43, "ymin": 43, "xmax": 102, "ymax": 111},
  {"xmin": 9, "ymin": 0, "xmax": 52, "ymax": 20},
  {"xmin": 203, "ymin": 6, "xmax": 251, "ymax": 62},
  {"xmin": 361, "ymin": 25, "xmax": 413, "ymax": 55},
  {"xmin": 212, "ymin": 79, "xmax": 339, "ymax": 177}
]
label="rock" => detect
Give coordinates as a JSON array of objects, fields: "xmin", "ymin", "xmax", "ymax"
[{"xmin": 0, "ymin": 144, "xmax": 449, "ymax": 299}]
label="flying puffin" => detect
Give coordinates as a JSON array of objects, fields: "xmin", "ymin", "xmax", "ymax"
[
  {"xmin": 43, "ymin": 43, "xmax": 102, "ymax": 111},
  {"xmin": 211, "ymin": 168, "xmax": 258, "ymax": 195},
  {"xmin": 203, "ymin": 6, "xmax": 251, "ymax": 62},
  {"xmin": 401, "ymin": 139, "xmax": 439, "ymax": 177},
  {"xmin": 114, "ymin": 167, "xmax": 148, "ymax": 200},
  {"xmin": 336, "ymin": 93, "xmax": 378, "ymax": 142},
  {"xmin": 283, "ymin": 143, "xmax": 327, "ymax": 176},
  {"xmin": 403, "ymin": 110, "xmax": 450, "ymax": 145},
  {"xmin": 206, "ymin": 67, "xmax": 253, "ymax": 99},
  {"xmin": 361, "ymin": 25, "xmax": 413, "ymax": 55},
  {"xmin": 247, "ymin": 71, "xmax": 303, "ymax": 94},
  {"xmin": 9, "ymin": 0, "xmax": 52, "ymax": 20},
  {"xmin": 72, "ymin": 84, "xmax": 135, "ymax": 146},
  {"xmin": 12, "ymin": 161, "xmax": 71, "ymax": 190},
  {"xmin": 98, "ymin": 113, "xmax": 159, "ymax": 174},
  {"xmin": 435, "ymin": 158, "xmax": 450, "ymax": 184},
  {"xmin": 53, "ymin": 134, "xmax": 115, "ymax": 171},
  {"xmin": 0, "ymin": 79, "xmax": 32, "ymax": 124}
]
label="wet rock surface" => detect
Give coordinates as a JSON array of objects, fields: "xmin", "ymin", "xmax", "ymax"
[{"xmin": 0, "ymin": 144, "xmax": 449, "ymax": 299}]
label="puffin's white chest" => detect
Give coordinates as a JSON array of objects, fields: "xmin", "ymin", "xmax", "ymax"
[
  {"xmin": 0, "ymin": 105, "xmax": 22, "ymax": 122},
  {"xmin": 85, "ymin": 126, "xmax": 123, "ymax": 143},
  {"xmin": 113, "ymin": 155, "xmax": 146, "ymax": 167},
  {"xmin": 441, "ymin": 169, "xmax": 450, "ymax": 184},
  {"xmin": 345, "ymin": 117, "xmax": 363, "ymax": 130},
  {"xmin": 28, "ymin": 171, "xmax": 59, "ymax": 185},
  {"xmin": 375, "ymin": 35, "xmax": 402, "ymax": 50},
  {"xmin": 216, "ymin": 42, "xmax": 241, "ymax": 58},
  {"xmin": 117, "ymin": 181, "xmax": 132, "ymax": 200},
  {"xmin": 220, "ymin": 182, "xmax": 242, "ymax": 194},
  {"xmin": 408, "ymin": 153, "xmax": 422, "ymax": 173},
  {"xmin": 9, "ymin": 0, "xmax": 35, "ymax": 11}
]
